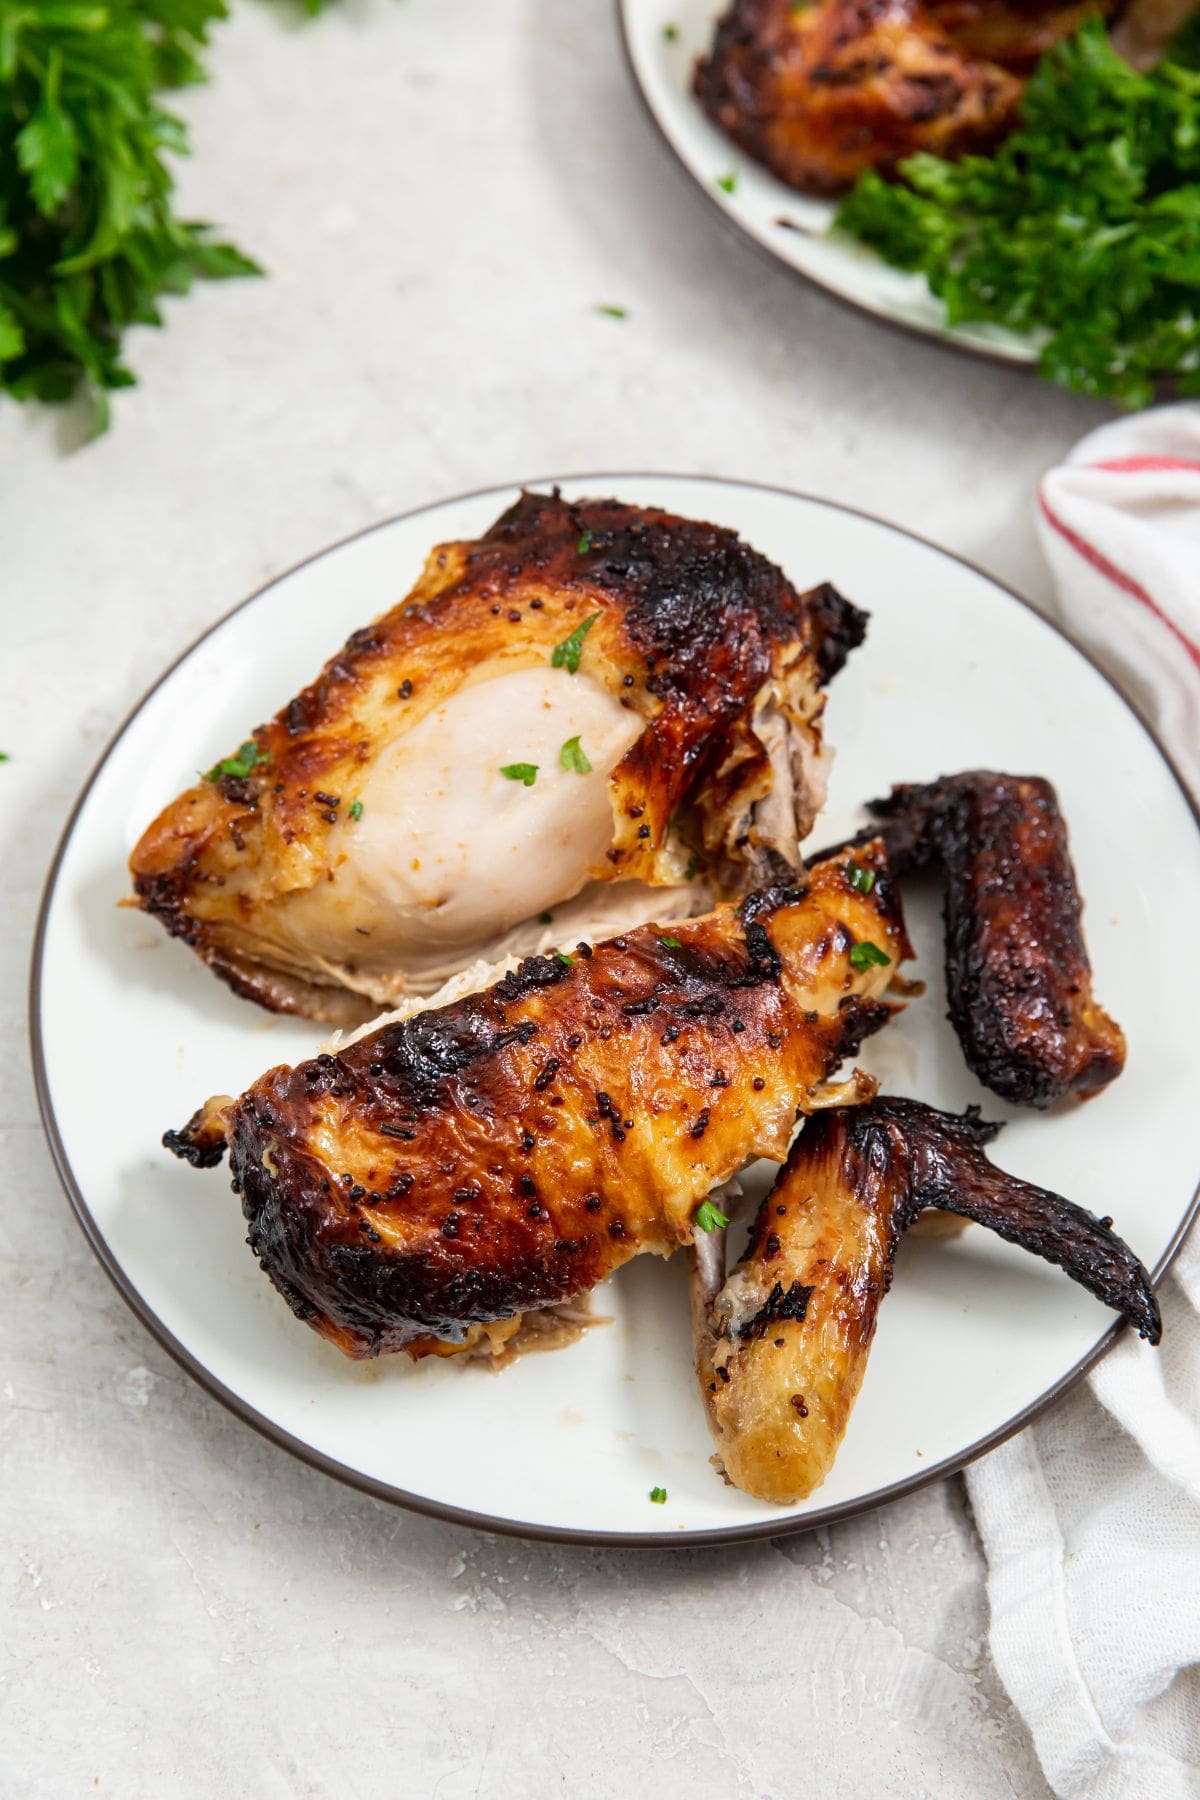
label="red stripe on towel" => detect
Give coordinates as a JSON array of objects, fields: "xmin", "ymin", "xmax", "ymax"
[
  {"xmin": 1037, "ymin": 490, "xmax": 1200, "ymax": 672},
  {"xmin": 1093, "ymin": 455, "xmax": 1200, "ymax": 477}
]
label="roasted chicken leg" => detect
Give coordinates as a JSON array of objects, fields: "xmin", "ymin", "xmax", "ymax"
[
  {"xmin": 693, "ymin": 1097, "xmax": 1160, "ymax": 1503},
  {"xmin": 836, "ymin": 771, "xmax": 1125, "ymax": 1106},
  {"xmin": 130, "ymin": 490, "xmax": 866, "ymax": 1025},
  {"xmin": 165, "ymin": 845, "xmax": 908, "ymax": 1359}
]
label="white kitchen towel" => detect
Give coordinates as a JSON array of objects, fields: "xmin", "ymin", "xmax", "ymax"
[{"xmin": 965, "ymin": 405, "xmax": 1200, "ymax": 1800}]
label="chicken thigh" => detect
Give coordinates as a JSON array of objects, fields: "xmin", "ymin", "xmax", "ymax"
[{"xmin": 165, "ymin": 845, "xmax": 908, "ymax": 1359}]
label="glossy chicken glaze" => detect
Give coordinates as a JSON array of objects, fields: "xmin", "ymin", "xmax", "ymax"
[
  {"xmin": 166, "ymin": 846, "xmax": 908, "ymax": 1358},
  {"xmin": 130, "ymin": 490, "xmax": 866, "ymax": 1024},
  {"xmin": 695, "ymin": 0, "xmax": 1022, "ymax": 196},
  {"xmin": 853, "ymin": 771, "xmax": 1126, "ymax": 1106},
  {"xmin": 693, "ymin": 0, "xmax": 1124, "ymax": 197},
  {"xmin": 695, "ymin": 1098, "xmax": 1160, "ymax": 1503}
]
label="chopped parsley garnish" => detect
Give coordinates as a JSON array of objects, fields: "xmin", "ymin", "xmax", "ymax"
[
  {"xmin": 577, "ymin": 529, "xmax": 593, "ymax": 554},
  {"xmin": 663, "ymin": 22, "xmax": 679, "ymax": 41},
  {"xmin": 348, "ymin": 799, "xmax": 364, "ymax": 821},
  {"xmin": 684, "ymin": 854, "xmax": 699, "ymax": 881},
  {"xmin": 595, "ymin": 303, "xmax": 628, "ymax": 319},
  {"xmin": 538, "ymin": 911, "xmax": 554, "ymax": 925},
  {"xmin": 649, "ymin": 1486, "xmax": 668, "ymax": 1504},
  {"xmin": 834, "ymin": 21, "xmax": 1200, "ymax": 407},
  {"xmin": 205, "ymin": 740, "xmax": 267, "ymax": 782},
  {"xmin": 659, "ymin": 935, "xmax": 683, "ymax": 949},
  {"xmin": 560, "ymin": 735, "xmax": 592, "ymax": 775},
  {"xmin": 716, "ymin": 169, "xmax": 738, "ymax": 194},
  {"xmin": 849, "ymin": 940, "xmax": 892, "ymax": 972},
  {"xmin": 0, "ymin": 753, "xmax": 8, "ymax": 763},
  {"xmin": 500, "ymin": 763, "xmax": 538, "ymax": 787},
  {"xmin": 846, "ymin": 861, "xmax": 876, "ymax": 894},
  {"xmin": 555, "ymin": 950, "xmax": 574, "ymax": 967},
  {"xmin": 550, "ymin": 614, "xmax": 599, "ymax": 674},
  {"xmin": 694, "ymin": 1199, "xmax": 730, "ymax": 1233}
]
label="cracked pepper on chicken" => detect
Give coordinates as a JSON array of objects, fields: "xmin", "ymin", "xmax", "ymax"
[{"xmin": 165, "ymin": 845, "xmax": 908, "ymax": 1359}]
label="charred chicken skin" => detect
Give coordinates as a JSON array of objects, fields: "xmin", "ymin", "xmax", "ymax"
[
  {"xmin": 838, "ymin": 771, "xmax": 1125, "ymax": 1107},
  {"xmin": 130, "ymin": 490, "xmax": 866, "ymax": 1025},
  {"xmin": 694, "ymin": 0, "xmax": 1024, "ymax": 197},
  {"xmin": 165, "ymin": 845, "xmax": 908, "ymax": 1359},
  {"xmin": 693, "ymin": 1098, "xmax": 1160, "ymax": 1502},
  {"xmin": 694, "ymin": 0, "xmax": 1119, "ymax": 196}
]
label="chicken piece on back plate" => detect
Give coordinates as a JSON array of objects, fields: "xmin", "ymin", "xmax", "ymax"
[
  {"xmin": 694, "ymin": 0, "xmax": 1023, "ymax": 197},
  {"xmin": 130, "ymin": 490, "xmax": 866, "ymax": 1025}
]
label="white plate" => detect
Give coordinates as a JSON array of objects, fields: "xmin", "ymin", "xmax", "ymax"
[
  {"xmin": 32, "ymin": 475, "xmax": 1199, "ymax": 1544},
  {"xmin": 617, "ymin": 0, "xmax": 1038, "ymax": 367}
]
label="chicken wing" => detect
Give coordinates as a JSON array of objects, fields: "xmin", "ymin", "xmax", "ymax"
[
  {"xmin": 164, "ymin": 844, "xmax": 908, "ymax": 1359},
  {"xmin": 694, "ymin": 0, "xmax": 1023, "ymax": 198},
  {"xmin": 130, "ymin": 490, "xmax": 866, "ymax": 1024},
  {"xmin": 838, "ymin": 771, "xmax": 1125, "ymax": 1106},
  {"xmin": 693, "ymin": 1097, "xmax": 1160, "ymax": 1503}
]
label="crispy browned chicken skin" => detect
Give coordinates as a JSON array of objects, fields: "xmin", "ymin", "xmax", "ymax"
[
  {"xmin": 695, "ymin": 0, "xmax": 1023, "ymax": 197},
  {"xmin": 694, "ymin": 0, "xmax": 1120, "ymax": 196},
  {"xmin": 165, "ymin": 846, "xmax": 908, "ymax": 1359},
  {"xmin": 130, "ymin": 490, "xmax": 866, "ymax": 1025},
  {"xmin": 840, "ymin": 771, "xmax": 1126, "ymax": 1106},
  {"xmin": 693, "ymin": 1098, "xmax": 1160, "ymax": 1502}
]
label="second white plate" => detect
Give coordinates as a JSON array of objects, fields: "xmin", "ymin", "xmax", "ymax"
[{"xmin": 618, "ymin": 0, "xmax": 1039, "ymax": 367}]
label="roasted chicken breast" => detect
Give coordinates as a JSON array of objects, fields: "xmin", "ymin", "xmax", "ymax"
[
  {"xmin": 693, "ymin": 1098, "xmax": 1160, "ymax": 1502},
  {"xmin": 165, "ymin": 845, "xmax": 908, "ymax": 1359},
  {"xmin": 837, "ymin": 771, "xmax": 1126, "ymax": 1106},
  {"xmin": 130, "ymin": 490, "xmax": 866, "ymax": 1025}
]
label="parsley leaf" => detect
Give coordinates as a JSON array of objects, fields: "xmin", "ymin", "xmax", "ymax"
[
  {"xmin": 205, "ymin": 740, "xmax": 267, "ymax": 782},
  {"xmin": 834, "ymin": 21, "xmax": 1200, "ymax": 406},
  {"xmin": 662, "ymin": 23, "xmax": 679, "ymax": 41},
  {"xmin": 846, "ymin": 861, "xmax": 876, "ymax": 894},
  {"xmin": 560, "ymin": 735, "xmax": 592, "ymax": 775},
  {"xmin": 849, "ymin": 940, "xmax": 891, "ymax": 972},
  {"xmin": 550, "ymin": 614, "xmax": 599, "ymax": 675},
  {"xmin": 694, "ymin": 1199, "xmax": 730, "ymax": 1233},
  {"xmin": 500, "ymin": 762, "xmax": 538, "ymax": 787},
  {"xmin": 595, "ymin": 303, "xmax": 628, "ymax": 319},
  {"xmin": 659, "ymin": 934, "xmax": 683, "ymax": 949},
  {"xmin": 716, "ymin": 169, "xmax": 738, "ymax": 194},
  {"xmin": 555, "ymin": 949, "xmax": 573, "ymax": 967},
  {"xmin": 649, "ymin": 1486, "xmax": 668, "ymax": 1504},
  {"xmin": 576, "ymin": 529, "xmax": 593, "ymax": 554},
  {"xmin": 0, "ymin": 0, "xmax": 261, "ymax": 432},
  {"xmin": 684, "ymin": 854, "xmax": 699, "ymax": 881},
  {"xmin": 348, "ymin": 798, "xmax": 363, "ymax": 821}
]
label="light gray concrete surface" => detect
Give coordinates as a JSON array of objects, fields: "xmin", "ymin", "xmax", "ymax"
[{"xmin": 0, "ymin": 1, "xmax": 1100, "ymax": 1790}]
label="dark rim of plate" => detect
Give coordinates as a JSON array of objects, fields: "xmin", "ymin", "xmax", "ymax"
[{"xmin": 29, "ymin": 472, "xmax": 1200, "ymax": 1548}]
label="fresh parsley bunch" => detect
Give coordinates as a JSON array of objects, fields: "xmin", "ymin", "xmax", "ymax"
[
  {"xmin": 835, "ymin": 21, "xmax": 1200, "ymax": 407},
  {"xmin": 0, "ymin": 0, "xmax": 260, "ymax": 432}
]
